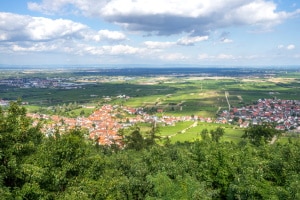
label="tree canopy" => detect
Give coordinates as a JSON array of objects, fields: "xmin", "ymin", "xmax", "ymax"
[
  {"xmin": 242, "ymin": 123, "xmax": 282, "ymax": 145},
  {"xmin": 0, "ymin": 102, "xmax": 299, "ymax": 199}
]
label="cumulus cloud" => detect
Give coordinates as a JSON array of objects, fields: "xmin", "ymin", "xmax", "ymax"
[
  {"xmin": 143, "ymin": 35, "xmax": 208, "ymax": 50},
  {"xmin": 160, "ymin": 53, "xmax": 188, "ymax": 61},
  {"xmin": 84, "ymin": 30, "xmax": 126, "ymax": 42},
  {"xmin": 177, "ymin": 36, "xmax": 208, "ymax": 46},
  {"xmin": 0, "ymin": 12, "xmax": 87, "ymax": 42},
  {"xmin": 198, "ymin": 53, "xmax": 235, "ymax": 60},
  {"xmin": 2, "ymin": 39, "xmax": 77, "ymax": 54},
  {"xmin": 278, "ymin": 44, "xmax": 296, "ymax": 50},
  {"xmin": 144, "ymin": 41, "xmax": 175, "ymax": 49},
  {"xmin": 287, "ymin": 44, "xmax": 296, "ymax": 50},
  {"xmin": 0, "ymin": 12, "xmax": 130, "ymax": 58},
  {"xmin": 103, "ymin": 45, "xmax": 143, "ymax": 55},
  {"xmin": 0, "ymin": 12, "xmax": 126, "ymax": 43},
  {"xmin": 28, "ymin": 0, "xmax": 300, "ymax": 36},
  {"xmin": 221, "ymin": 38, "xmax": 233, "ymax": 43},
  {"xmin": 81, "ymin": 44, "xmax": 144, "ymax": 56}
]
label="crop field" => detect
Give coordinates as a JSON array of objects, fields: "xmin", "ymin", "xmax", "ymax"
[
  {"xmin": 158, "ymin": 122, "xmax": 244, "ymax": 143},
  {"xmin": 1, "ymin": 67, "xmax": 299, "ymax": 143},
  {"xmin": 1, "ymin": 75, "xmax": 300, "ymax": 117}
]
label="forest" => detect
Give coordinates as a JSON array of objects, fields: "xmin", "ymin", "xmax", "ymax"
[{"xmin": 1, "ymin": 101, "xmax": 300, "ymax": 200}]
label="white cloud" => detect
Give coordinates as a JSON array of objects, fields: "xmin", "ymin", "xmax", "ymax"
[
  {"xmin": 221, "ymin": 38, "xmax": 233, "ymax": 43},
  {"xmin": 198, "ymin": 53, "xmax": 235, "ymax": 60},
  {"xmin": 278, "ymin": 44, "xmax": 296, "ymax": 50},
  {"xmin": 217, "ymin": 54, "xmax": 235, "ymax": 59},
  {"xmin": 28, "ymin": 0, "xmax": 300, "ymax": 35},
  {"xmin": 144, "ymin": 36, "xmax": 208, "ymax": 49},
  {"xmin": 0, "ymin": 12, "xmax": 126, "ymax": 43},
  {"xmin": 177, "ymin": 36, "xmax": 208, "ymax": 46},
  {"xmin": 104, "ymin": 45, "xmax": 143, "ymax": 55},
  {"xmin": 287, "ymin": 44, "xmax": 295, "ymax": 50},
  {"xmin": 144, "ymin": 41, "xmax": 175, "ymax": 49},
  {"xmin": 160, "ymin": 53, "xmax": 188, "ymax": 61},
  {"xmin": 0, "ymin": 12, "xmax": 130, "ymax": 58},
  {"xmin": 84, "ymin": 30, "xmax": 126, "ymax": 42},
  {"xmin": 82, "ymin": 44, "xmax": 144, "ymax": 56},
  {"xmin": 0, "ymin": 12, "xmax": 87, "ymax": 41},
  {"xmin": 11, "ymin": 43, "xmax": 57, "ymax": 52}
]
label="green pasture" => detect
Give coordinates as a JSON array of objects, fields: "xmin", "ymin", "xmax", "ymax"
[
  {"xmin": 158, "ymin": 121, "xmax": 244, "ymax": 144},
  {"xmin": 1, "ymin": 74, "xmax": 300, "ymax": 118},
  {"xmin": 65, "ymin": 107, "xmax": 95, "ymax": 117},
  {"xmin": 159, "ymin": 121, "xmax": 194, "ymax": 136}
]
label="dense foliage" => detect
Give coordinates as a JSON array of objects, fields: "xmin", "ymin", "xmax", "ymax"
[{"xmin": 1, "ymin": 102, "xmax": 300, "ymax": 199}]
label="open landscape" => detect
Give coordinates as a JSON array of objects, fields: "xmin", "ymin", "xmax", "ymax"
[
  {"xmin": 1, "ymin": 66, "xmax": 300, "ymax": 199},
  {"xmin": 1, "ymin": 0, "xmax": 300, "ymax": 199},
  {"xmin": 1, "ymin": 66, "xmax": 300, "ymax": 144}
]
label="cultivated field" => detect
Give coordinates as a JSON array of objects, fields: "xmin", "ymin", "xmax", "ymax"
[{"xmin": 1, "ymin": 67, "xmax": 300, "ymax": 143}]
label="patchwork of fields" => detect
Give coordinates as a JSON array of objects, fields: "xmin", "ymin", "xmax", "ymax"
[{"xmin": 1, "ymin": 67, "xmax": 300, "ymax": 143}]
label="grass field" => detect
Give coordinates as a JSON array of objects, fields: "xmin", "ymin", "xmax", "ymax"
[
  {"xmin": 157, "ymin": 122, "xmax": 244, "ymax": 143},
  {"xmin": 2, "ymin": 69, "xmax": 300, "ymax": 144},
  {"xmin": 2, "ymin": 76, "xmax": 300, "ymax": 116}
]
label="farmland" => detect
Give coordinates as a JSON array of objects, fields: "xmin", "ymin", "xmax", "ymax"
[
  {"xmin": 1, "ymin": 67, "xmax": 300, "ymax": 115},
  {"xmin": 1, "ymin": 66, "xmax": 300, "ymax": 143}
]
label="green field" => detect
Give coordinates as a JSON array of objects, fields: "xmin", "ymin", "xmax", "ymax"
[
  {"xmin": 2, "ymin": 76, "xmax": 300, "ymax": 118},
  {"xmin": 158, "ymin": 122, "xmax": 244, "ymax": 144},
  {"xmin": 1, "ymin": 68, "xmax": 300, "ymax": 143}
]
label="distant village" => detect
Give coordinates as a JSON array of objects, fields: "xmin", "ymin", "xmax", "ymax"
[
  {"xmin": 20, "ymin": 98, "xmax": 299, "ymax": 145},
  {"xmin": 0, "ymin": 77, "xmax": 84, "ymax": 89},
  {"xmin": 220, "ymin": 98, "xmax": 300, "ymax": 131},
  {"xmin": 0, "ymin": 76, "xmax": 130, "ymax": 89},
  {"xmin": 2, "ymin": 89, "xmax": 300, "ymax": 145}
]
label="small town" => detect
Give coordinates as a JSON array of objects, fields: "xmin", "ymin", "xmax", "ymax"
[
  {"xmin": 0, "ymin": 77, "xmax": 84, "ymax": 89},
  {"xmin": 21, "ymin": 98, "xmax": 300, "ymax": 146},
  {"xmin": 0, "ymin": 76, "xmax": 133, "ymax": 89},
  {"xmin": 221, "ymin": 98, "xmax": 300, "ymax": 131}
]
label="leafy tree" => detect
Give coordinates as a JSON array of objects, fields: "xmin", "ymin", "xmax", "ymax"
[
  {"xmin": 80, "ymin": 109, "xmax": 85, "ymax": 116},
  {"xmin": 242, "ymin": 123, "xmax": 281, "ymax": 146},
  {"xmin": 1, "ymin": 102, "xmax": 300, "ymax": 200},
  {"xmin": 201, "ymin": 128, "xmax": 209, "ymax": 141},
  {"xmin": 146, "ymin": 172, "xmax": 214, "ymax": 199},
  {"xmin": 0, "ymin": 101, "xmax": 43, "ymax": 197},
  {"xmin": 210, "ymin": 127, "xmax": 224, "ymax": 143},
  {"xmin": 124, "ymin": 126, "xmax": 145, "ymax": 150},
  {"xmin": 145, "ymin": 122, "xmax": 161, "ymax": 146}
]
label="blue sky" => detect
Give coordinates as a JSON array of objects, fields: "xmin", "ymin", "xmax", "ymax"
[{"xmin": 0, "ymin": 0, "xmax": 299, "ymax": 66}]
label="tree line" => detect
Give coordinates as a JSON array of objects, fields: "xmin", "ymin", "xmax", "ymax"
[{"xmin": 0, "ymin": 101, "xmax": 299, "ymax": 199}]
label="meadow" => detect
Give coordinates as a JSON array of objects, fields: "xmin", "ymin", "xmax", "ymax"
[{"xmin": 1, "ymin": 67, "xmax": 300, "ymax": 143}]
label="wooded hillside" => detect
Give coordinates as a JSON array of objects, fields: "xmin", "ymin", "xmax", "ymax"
[{"xmin": 1, "ymin": 102, "xmax": 299, "ymax": 199}]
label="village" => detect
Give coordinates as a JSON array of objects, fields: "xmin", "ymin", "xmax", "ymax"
[
  {"xmin": 219, "ymin": 98, "xmax": 300, "ymax": 131},
  {"xmin": 24, "ymin": 98, "xmax": 300, "ymax": 146},
  {"xmin": 0, "ymin": 76, "xmax": 132, "ymax": 89}
]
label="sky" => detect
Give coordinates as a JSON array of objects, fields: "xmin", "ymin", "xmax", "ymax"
[{"xmin": 0, "ymin": 0, "xmax": 300, "ymax": 66}]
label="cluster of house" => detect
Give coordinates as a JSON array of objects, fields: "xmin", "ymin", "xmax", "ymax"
[
  {"xmin": 0, "ymin": 99, "xmax": 9, "ymax": 106},
  {"xmin": 27, "ymin": 104, "xmax": 214, "ymax": 145},
  {"xmin": 218, "ymin": 98, "xmax": 300, "ymax": 131},
  {"xmin": 26, "ymin": 98, "xmax": 300, "ymax": 146},
  {"xmin": 28, "ymin": 105, "xmax": 122, "ymax": 145},
  {"xmin": 0, "ymin": 77, "xmax": 83, "ymax": 89}
]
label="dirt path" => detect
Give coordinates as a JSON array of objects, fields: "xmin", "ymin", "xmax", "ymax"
[
  {"xmin": 225, "ymin": 91, "xmax": 231, "ymax": 111},
  {"xmin": 163, "ymin": 121, "xmax": 198, "ymax": 138},
  {"xmin": 270, "ymin": 135, "xmax": 277, "ymax": 144},
  {"xmin": 216, "ymin": 106, "xmax": 221, "ymax": 114}
]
